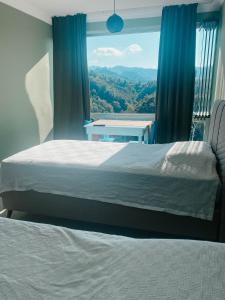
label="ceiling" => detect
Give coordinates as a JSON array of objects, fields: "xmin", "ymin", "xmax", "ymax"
[{"xmin": 1, "ymin": 0, "xmax": 224, "ymax": 24}]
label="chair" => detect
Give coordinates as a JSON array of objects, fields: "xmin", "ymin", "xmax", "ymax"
[{"xmin": 149, "ymin": 121, "xmax": 156, "ymax": 144}]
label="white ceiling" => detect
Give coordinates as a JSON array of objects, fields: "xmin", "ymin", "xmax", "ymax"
[{"xmin": 1, "ymin": 0, "xmax": 224, "ymax": 24}]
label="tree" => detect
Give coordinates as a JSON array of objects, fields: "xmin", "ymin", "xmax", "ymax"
[
  {"xmin": 135, "ymin": 95, "xmax": 156, "ymax": 113},
  {"xmin": 89, "ymin": 69, "xmax": 157, "ymax": 114}
]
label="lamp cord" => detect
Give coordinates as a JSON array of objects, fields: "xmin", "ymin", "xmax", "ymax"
[{"xmin": 114, "ymin": 0, "xmax": 115, "ymax": 13}]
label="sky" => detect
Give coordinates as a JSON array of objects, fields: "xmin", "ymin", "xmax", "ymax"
[
  {"xmin": 87, "ymin": 32, "xmax": 160, "ymax": 69},
  {"xmin": 87, "ymin": 30, "xmax": 203, "ymax": 70}
]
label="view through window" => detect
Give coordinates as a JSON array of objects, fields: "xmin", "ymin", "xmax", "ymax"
[
  {"xmin": 87, "ymin": 28, "xmax": 217, "ymax": 141},
  {"xmin": 87, "ymin": 32, "xmax": 160, "ymax": 115},
  {"xmin": 192, "ymin": 23, "xmax": 218, "ymax": 140}
]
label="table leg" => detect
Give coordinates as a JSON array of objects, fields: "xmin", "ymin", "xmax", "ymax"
[
  {"xmin": 144, "ymin": 130, "xmax": 149, "ymax": 144},
  {"xmin": 138, "ymin": 135, "xmax": 142, "ymax": 143},
  {"xmin": 87, "ymin": 133, "xmax": 92, "ymax": 141}
]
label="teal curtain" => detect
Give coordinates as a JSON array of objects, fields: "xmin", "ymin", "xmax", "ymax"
[
  {"xmin": 52, "ymin": 14, "xmax": 90, "ymax": 140},
  {"xmin": 156, "ymin": 4, "xmax": 197, "ymax": 143}
]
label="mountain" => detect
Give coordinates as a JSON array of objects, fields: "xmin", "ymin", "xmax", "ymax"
[
  {"xmin": 89, "ymin": 66, "xmax": 157, "ymax": 114},
  {"xmin": 89, "ymin": 65, "xmax": 204, "ymax": 117},
  {"xmin": 89, "ymin": 66, "xmax": 158, "ymax": 82},
  {"xmin": 111, "ymin": 66, "xmax": 158, "ymax": 82}
]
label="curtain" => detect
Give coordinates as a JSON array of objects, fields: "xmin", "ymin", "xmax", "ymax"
[
  {"xmin": 156, "ymin": 4, "xmax": 197, "ymax": 143},
  {"xmin": 52, "ymin": 14, "xmax": 90, "ymax": 140},
  {"xmin": 193, "ymin": 21, "xmax": 218, "ymax": 119}
]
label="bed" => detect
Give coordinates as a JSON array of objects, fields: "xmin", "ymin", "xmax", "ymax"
[
  {"xmin": 1, "ymin": 100, "xmax": 225, "ymax": 241},
  {"xmin": 0, "ymin": 217, "xmax": 225, "ymax": 300}
]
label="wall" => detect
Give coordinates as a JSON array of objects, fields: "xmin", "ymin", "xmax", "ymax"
[
  {"xmin": 214, "ymin": 2, "xmax": 225, "ymax": 101},
  {"xmin": 0, "ymin": 2, "xmax": 53, "ymax": 161},
  {"xmin": 87, "ymin": 12, "xmax": 218, "ymax": 36},
  {"xmin": 87, "ymin": 16, "xmax": 161, "ymax": 36}
]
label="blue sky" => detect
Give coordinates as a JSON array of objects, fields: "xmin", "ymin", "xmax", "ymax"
[
  {"xmin": 87, "ymin": 30, "xmax": 203, "ymax": 69},
  {"xmin": 87, "ymin": 32, "xmax": 160, "ymax": 69}
]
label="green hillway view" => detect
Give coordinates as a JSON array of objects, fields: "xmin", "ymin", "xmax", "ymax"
[
  {"xmin": 89, "ymin": 66, "xmax": 204, "ymax": 140},
  {"xmin": 89, "ymin": 66, "xmax": 157, "ymax": 114},
  {"xmin": 89, "ymin": 65, "xmax": 202, "ymax": 114}
]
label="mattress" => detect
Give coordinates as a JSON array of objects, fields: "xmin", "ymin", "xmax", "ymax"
[
  {"xmin": 0, "ymin": 217, "xmax": 225, "ymax": 300},
  {"xmin": 0, "ymin": 140, "xmax": 220, "ymax": 220}
]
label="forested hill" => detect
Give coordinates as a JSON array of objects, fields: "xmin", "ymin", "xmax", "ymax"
[
  {"xmin": 89, "ymin": 66, "xmax": 157, "ymax": 113},
  {"xmin": 90, "ymin": 66, "xmax": 158, "ymax": 82}
]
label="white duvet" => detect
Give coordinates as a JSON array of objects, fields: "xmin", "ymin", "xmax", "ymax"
[
  {"xmin": 0, "ymin": 140, "xmax": 220, "ymax": 220},
  {"xmin": 0, "ymin": 217, "xmax": 225, "ymax": 300}
]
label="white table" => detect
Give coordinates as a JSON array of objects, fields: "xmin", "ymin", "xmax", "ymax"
[{"xmin": 84, "ymin": 120, "xmax": 152, "ymax": 143}]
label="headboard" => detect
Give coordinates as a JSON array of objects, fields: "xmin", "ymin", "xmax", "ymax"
[{"xmin": 208, "ymin": 100, "xmax": 225, "ymax": 185}]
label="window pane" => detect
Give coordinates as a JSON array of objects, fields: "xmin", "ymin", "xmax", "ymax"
[
  {"xmin": 87, "ymin": 32, "xmax": 160, "ymax": 115},
  {"xmin": 192, "ymin": 22, "xmax": 218, "ymax": 141},
  {"xmin": 194, "ymin": 22, "xmax": 218, "ymax": 118}
]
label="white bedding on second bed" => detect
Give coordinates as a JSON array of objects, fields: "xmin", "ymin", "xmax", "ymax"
[
  {"xmin": 0, "ymin": 140, "xmax": 220, "ymax": 220},
  {"xmin": 0, "ymin": 217, "xmax": 225, "ymax": 300}
]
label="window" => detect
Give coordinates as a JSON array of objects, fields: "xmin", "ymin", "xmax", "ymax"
[
  {"xmin": 87, "ymin": 32, "xmax": 160, "ymax": 116},
  {"xmin": 194, "ymin": 21, "xmax": 218, "ymax": 118},
  {"xmin": 192, "ymin": 21, "xmax": 218, "ymax": 141},
  {"xmin": 87, "ymin": 20, "xmax": 218, "ymax": 141}
]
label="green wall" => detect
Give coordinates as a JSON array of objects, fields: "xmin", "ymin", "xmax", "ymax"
[
  {"xmin": 214, "ymin": 2, "xmax": 225, "ymax": 101},
  {"xmin": 0, "ymin": 2, "xmax": 53, "ymax": 160}
]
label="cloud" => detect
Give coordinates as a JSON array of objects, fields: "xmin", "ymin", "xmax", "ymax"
[
  {"xmin": 93, "ymin": 47, "xmax": 123, "ymax": 57},
  {"xmin": 92, "ymin": 44, "xmax": 143, "ymax": 58},
  {"xmin": 127, "ymin": 44, "xmax": 143, "ymax": 54}
]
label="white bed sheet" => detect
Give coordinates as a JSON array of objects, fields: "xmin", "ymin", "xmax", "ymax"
[
  {"xmin": 0, "ymin": 140, "xmax": 220, "ymax": 220},
  {"xmin": 0, "ymin": 217, "xmax": 225, "ymax": 300}
]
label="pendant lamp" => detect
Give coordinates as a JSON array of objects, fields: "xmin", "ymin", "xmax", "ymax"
[{"xmin": 106, "ymin": 0, "xmax": 124, "ymax": 33}]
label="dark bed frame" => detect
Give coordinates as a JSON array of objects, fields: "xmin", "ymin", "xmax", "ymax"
[{"xmin": 2, "ymin": 100, "xmax": 225, "ymax": 242}]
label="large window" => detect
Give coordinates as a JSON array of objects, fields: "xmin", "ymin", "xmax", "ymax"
[
  {"xmin": 87, "ymin": 32, "xmax": 160, "ymax": 115},
  {"xmin": 87, "ymin": 22, "xmax": 218, "ymax": 142},
  {"xmin": 192, "ymin": 21, "xmax": 218, "ymax": 140}
]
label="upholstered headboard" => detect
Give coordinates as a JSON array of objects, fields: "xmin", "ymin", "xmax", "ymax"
[{"xmin": 208, "ymin": 100, "xmax": 225, "ymax": 185}]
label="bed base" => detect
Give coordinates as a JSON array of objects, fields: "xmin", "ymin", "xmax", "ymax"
[
  {"xmin": 2, "ymin": 190, "xmax": 223, "ymax": 242},
  {"xmin": 6, "ymin": 209, "xmax": 13, "ymax": 219}
]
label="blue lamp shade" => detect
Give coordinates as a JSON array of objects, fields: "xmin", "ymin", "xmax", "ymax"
[{"xmin": 106, "ymin": 13, "xmax": 124, "ymax": 33}]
